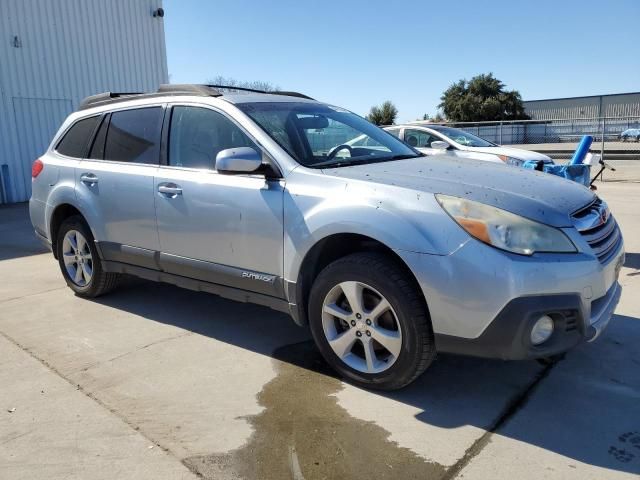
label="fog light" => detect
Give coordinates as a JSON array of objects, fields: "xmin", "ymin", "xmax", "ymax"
[{"xmin": 531, "ymin": 315, "xmax": 554, "ymax": 345}]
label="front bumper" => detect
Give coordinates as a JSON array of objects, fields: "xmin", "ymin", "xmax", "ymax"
[
  {"xmin": 434, "ymin": 282, "xmax": 621, "ymax": 360},
  {"xmin": 396, "ymin": 235, "xmax": 624, "ymax": 360}
]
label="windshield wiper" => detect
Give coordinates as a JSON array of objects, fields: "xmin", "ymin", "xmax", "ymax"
[{"xmin": 312, "ymin": 153, "xmax": 421, "ymax": 169}]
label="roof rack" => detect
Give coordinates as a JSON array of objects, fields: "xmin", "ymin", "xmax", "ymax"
[
  {"xmin": 78, "ymin": 84, "xmax": 314, "ymax": 110},
  {"xmin": 78, "ymin": 92, "xmax": 144, "ymax": 109},
  {"xmin": 205, "ymin": 85, "xmax": 314, "ymax": 100}
]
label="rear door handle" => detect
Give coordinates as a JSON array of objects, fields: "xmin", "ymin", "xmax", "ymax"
[
  {"xmin": 158, "ymin": 183, "xmax": 183, "ymax": 197},
  {"xmin": 80, "ymin": 173, "xmax": 98, "ymax": 185}
]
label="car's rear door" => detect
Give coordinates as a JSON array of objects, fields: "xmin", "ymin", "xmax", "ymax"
[
  {"xmin": 76, "ymin": 105, "xmax": 164, "ymax": 266},
  {"xmin": 153, "ymin": 104, "xmax": 285, "ymax": 297}
]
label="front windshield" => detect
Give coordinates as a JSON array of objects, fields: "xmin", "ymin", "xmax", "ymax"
[
  {"xmin": 237, "ymin": 102, "xmax": 421, "ymax": 168},
  {"xmin": 430, "ymin": 126, "xmax": 496, "ymax": 147}
]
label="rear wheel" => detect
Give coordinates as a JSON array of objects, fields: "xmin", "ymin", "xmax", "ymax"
[
  {"xmin": 308, "ymin": 252, "xmax": 435, "ymax": 390},
  {"xmin": 56, "ymin": 216, "xmax": 119, "ymax": 297}
]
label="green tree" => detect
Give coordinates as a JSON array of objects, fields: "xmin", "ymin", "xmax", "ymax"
[
  {"xmin": 366, "ymin": 101, "xmax": 398, "ymax": 125},
  {"xmin": 438, "ymin": 73, "xmax": 529, "ymax": 122}
]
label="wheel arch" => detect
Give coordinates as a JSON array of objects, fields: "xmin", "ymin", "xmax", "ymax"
[
  {"xmin": 290, "ymin": 233, "xmax": 428, "ymax": 326},
  {"xmin": 49, "ymin": 203, "xmax": 94, "ymax": 259}
]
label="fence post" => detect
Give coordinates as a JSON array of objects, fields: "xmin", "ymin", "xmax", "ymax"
[
  {"xmin": 601, "ymin": 117, "xmax": 606, "ymax": 181},
  {"xmin": 499, "ymin": 121, "xmax": 503, "ymax": 144}
]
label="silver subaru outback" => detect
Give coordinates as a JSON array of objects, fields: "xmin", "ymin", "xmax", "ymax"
[{"xmin": 29, "ymin": 84, "xmax": 624, "ymax": 390}]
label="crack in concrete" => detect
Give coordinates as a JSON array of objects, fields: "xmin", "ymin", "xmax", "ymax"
[
  {"xmin": 442, "ymin": 360, "xmax": 558, "ymax": 480},
  {"xmin": 0, "ymin": 286, "xmax": 67, "ymax": 304},
  {"xmin": 78, "ymin": 331, "xmax": 193, "ymax": 373},
  {"xmin": 0, "ymin": 329, "xmax": 188, "ymax": 468}
]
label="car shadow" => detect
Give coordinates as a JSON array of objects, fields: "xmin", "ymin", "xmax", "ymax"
[
  {"xmin": 92, "ymin": 277, "xmax": 640, "ymax": 476},
  {"xmin": 0, "ymin": 203, "xmax": 50, "ymax": 261},
  {"xmin": 624, "ymin": 252, "xmax": 640, "ymax": 276}
]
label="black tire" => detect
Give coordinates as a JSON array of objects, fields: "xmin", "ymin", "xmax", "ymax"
[
  {"xmin": 56, "ymin": 216, "xmax": 119, "ymax": 297},
  {"xmin": 308, "ymin": 252, "xmax": 435, "ymax": 390}
]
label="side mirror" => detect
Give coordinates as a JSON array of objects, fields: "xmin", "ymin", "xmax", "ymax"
[
  {"xmin": 216, "ymin": 147, "xmax": 262, "ymax": 174},
  {"xmin": 431, "ymin": 141, "xmax": 449, "ymax": 150}
]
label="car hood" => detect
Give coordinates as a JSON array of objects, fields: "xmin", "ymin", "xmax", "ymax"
[
  {"xmin": 322, "ymin": 156, "xmax": 595, "ymax": 227},
  {"xmin": 463, "ymin": 146, "xmax": 552, "ymax": 161}
]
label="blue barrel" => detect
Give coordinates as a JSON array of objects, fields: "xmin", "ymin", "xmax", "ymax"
[{"xmin": 570, "ymin": 135, "xmax": 593, "ymax": 165}]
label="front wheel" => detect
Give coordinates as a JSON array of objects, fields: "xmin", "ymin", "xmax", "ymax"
[{"xmin": 308, "ymin": 252, "xmax": 435, "ymax": 390}]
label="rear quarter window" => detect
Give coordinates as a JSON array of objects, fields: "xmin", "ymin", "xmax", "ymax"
[{"xmin": 55, "ymin": 116, "xmax": 100, "ymax": 158}]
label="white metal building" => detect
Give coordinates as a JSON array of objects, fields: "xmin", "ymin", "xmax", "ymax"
[
  {"xmin": 0, "ymin": 0, "xmax": 168, "ymax": 203},
  {"xmin": 523, "ymin": 92, "xmax": 640, "ymax": 121}
]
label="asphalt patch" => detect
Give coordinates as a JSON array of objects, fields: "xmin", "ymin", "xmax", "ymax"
[{"xmin": 184, "ymin": 341, "xmax": 445, "ymax": 479}]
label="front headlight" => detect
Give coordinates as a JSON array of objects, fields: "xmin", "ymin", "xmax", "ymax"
[
  {"xmin": 436, "ymin": 194, "xmax": 576, "ymax": 255},
  {"xmin": 498, "ymin": 155, "xmax": 525, "ymax": 167}
]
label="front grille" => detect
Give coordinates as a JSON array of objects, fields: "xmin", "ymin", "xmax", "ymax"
[{"xmin": 572, "ymin": 198, "xmax": 622, "ymax": 264}]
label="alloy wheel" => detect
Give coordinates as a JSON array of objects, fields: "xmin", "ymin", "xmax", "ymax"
[
  {"xmin": 62, "ymin": 229, "xmax": 93, "ymax": 287},
  {"xmin": 321, "ymin": 281, "xmax": 402, "ymax": 374}
]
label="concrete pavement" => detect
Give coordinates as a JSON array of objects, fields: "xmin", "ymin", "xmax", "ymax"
[{"xmin": 1, "ymin": 182, "xmax": 639, "ymax": 479}]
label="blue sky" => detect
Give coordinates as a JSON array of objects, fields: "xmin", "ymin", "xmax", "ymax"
[{"xmin": 164, "ymin": 0, "xmax": 639, "ymax": 122}]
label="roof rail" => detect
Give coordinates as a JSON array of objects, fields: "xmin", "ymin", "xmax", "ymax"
[
  {"xmin": 78, "ymin": 84, "xmax": 314, "ymax": 110},
  {"xmin": 79, "ymin": 92, "xmax": 143, "ymax": 109},
  {"xmin": 206, "ymin": 84, "xmax": 314, "ymax": 100},
  {"xmin": 157, "ymin": 84, "xmax": 222, "ymax": 96}
]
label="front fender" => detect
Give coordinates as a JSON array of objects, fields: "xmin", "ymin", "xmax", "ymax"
[{"xmin": 282, "ymin": 174, "xmax": 469, "ymax": 282}]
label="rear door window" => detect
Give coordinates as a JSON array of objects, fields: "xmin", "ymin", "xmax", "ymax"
[
  {"xmin": 104, "ymin": 107, "xmax": 163, "ymax": 164},
  {"xmin": 56, "ymin": 116, "xmax": 100, "ymax": 158}
]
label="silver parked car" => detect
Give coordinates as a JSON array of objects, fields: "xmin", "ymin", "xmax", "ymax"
[{"xmin": 30, "ymin": 85, "xmax": 624, "ymax": 390}]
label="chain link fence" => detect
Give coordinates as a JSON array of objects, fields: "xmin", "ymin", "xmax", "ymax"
[{"xmin": 424, "ymin": 116, "xmax": 640, "ymax": 183}]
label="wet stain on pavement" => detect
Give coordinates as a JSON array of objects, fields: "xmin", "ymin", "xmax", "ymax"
[{"xmin": 184, "ymin": 341, "xmax": 444, "ymax": 480}]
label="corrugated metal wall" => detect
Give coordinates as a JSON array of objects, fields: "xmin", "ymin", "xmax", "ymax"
[
  {"xmin": 0, "ymin": 0, "xmax": 168, "ymax": 203},
  {"xmin": 524, "ymin": 93, "xmax": 640, "ymax": 121}
]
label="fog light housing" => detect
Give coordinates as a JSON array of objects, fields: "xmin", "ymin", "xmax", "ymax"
[{"xmin": 531, "ymin": 315, "xmax": 554, "ymax": 345}]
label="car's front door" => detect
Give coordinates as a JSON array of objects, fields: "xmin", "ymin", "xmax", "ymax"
[{"xmin": 154, "ymin": 104, "xmax": 285, "ymax": 297}]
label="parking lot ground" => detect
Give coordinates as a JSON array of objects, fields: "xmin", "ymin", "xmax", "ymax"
[{"xmin": 1, "ymin": 182, "xmax": 639, "ymax": 480}]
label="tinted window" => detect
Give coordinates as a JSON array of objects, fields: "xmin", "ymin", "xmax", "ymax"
[
  {"xmin": 88, "ymin": 115, "xmax": 109, "ymax": 159},
  {"xmin": 56, "ymin": 116, "xmax": 100, "ymax": 158},
  {"xmin": 404, "ymin": 129, "xmax": 438, "ymax": 148},
  {"xmin": 168, "ymin": 106, "xmax": 256, "ymax": 170},
  {"xmin": 104, "ymin": 107, "xmax": 163, "ymax": 164},
  {"xmin": 386, "ymin": 128, "xmax": 400, "ymax": 138}
]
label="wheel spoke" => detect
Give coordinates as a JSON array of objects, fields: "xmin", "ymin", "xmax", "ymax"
[
  {"xmin": 370, "ymin": 326, "xmax": 402, "ymax": 358},
  {"xmin": 74, "ymin": 264, "xmax": 84, "ymax": 284},
  {"xmin": 63, "ymin": 252, "xmax": 76, "ymax": 266},
  {"xmin": 76, "ymin": 233, "xmax": 86, "ymax": 254},
  {"xmin": 81, "ymin": 262, "xmax": 92, "ymax": 282},
  {"xmin": 323, "ymin": 302, "xmax": 351, "ymax": 321},
  {"xmin": 340, "ymin": 281, "xmax": 364, "ymax": 314},
  {"xmin": 328, "ymin": 329, "xmax": 357, "ymax": 359},
  {"xmin": 368, "ymin": 297, "xmax": 391, "ymax": 320},
  {"xmin": 68, "ymin": 232, "xmax": 78, "ymax": 251},
  {"xmin": 363, "ymin": 339, "xmax": 378, "ymax": 372}
]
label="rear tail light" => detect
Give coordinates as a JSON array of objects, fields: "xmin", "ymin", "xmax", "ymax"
[{"xmin": 32, "ymin": 158, "xmax": 44, "ymax": 179}]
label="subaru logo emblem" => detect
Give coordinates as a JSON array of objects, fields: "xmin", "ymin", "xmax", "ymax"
[{"xmin": 600, "ymin": 208, "xmax": 608, "ymax": 224}]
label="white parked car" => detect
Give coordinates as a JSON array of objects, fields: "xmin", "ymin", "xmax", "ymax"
[{"xmin": 383, "ymin": 124, "xmax": 553, "ymax": 167}]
